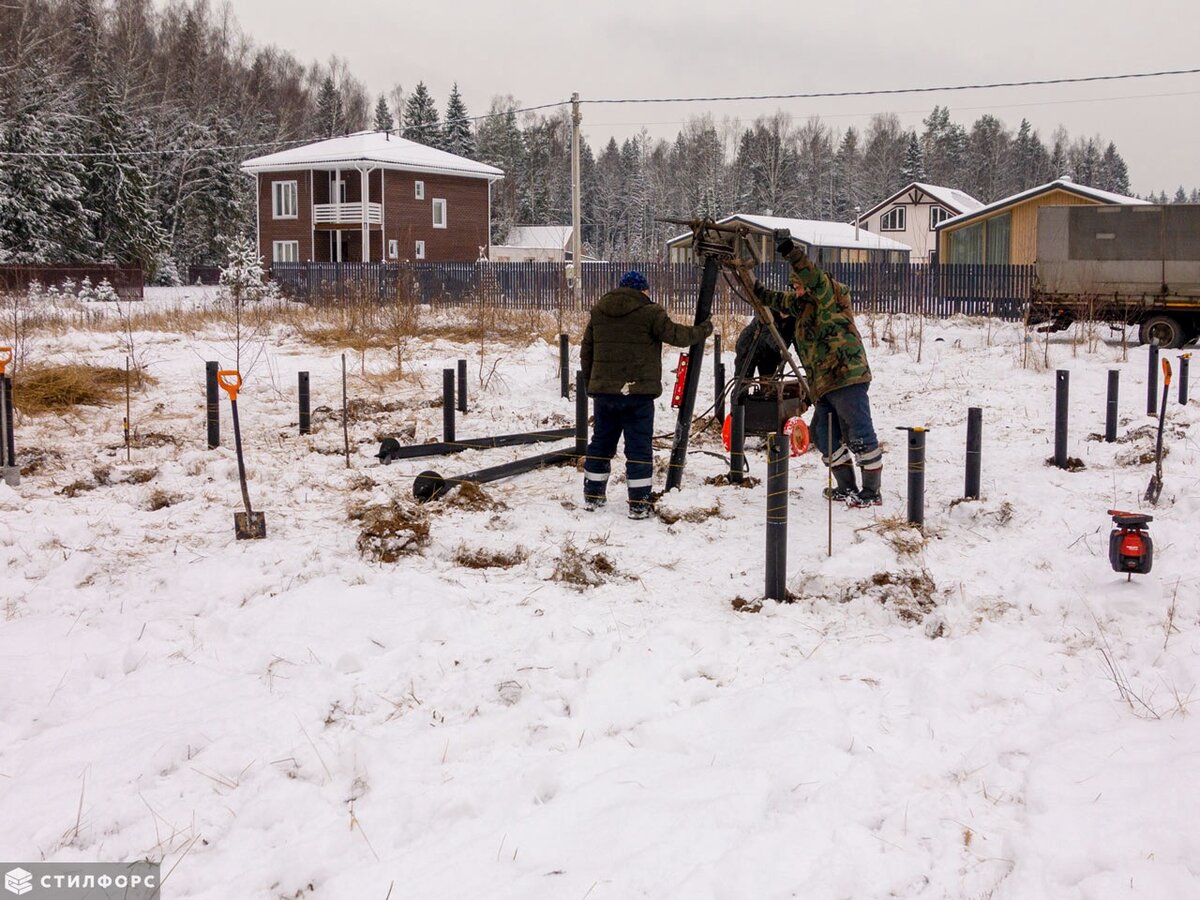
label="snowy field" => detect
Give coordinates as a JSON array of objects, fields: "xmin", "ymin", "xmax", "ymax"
[{"xmin": 1, "ymin": 286, "xmax": 1198, "ymax": 899}]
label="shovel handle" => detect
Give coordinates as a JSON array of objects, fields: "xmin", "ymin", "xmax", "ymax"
[
  {"xmin": 0, "ymin": 346, "xmax": 11, "ymax": 375},
  {"xmin": 217, "ymin": 369, "xmax": 242, "ymax": 402},
  {"xmin": 1162, "ymin": 358, "xmax": 1172, "ymax": 387}
]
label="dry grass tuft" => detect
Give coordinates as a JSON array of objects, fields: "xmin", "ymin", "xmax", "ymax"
[
  {"xmin": 58, "ymin": 479, "xmax": 97, "ymax": 498},
  {"xmin": 147, "ymin": 488, "xmax": 181, "ymax": 511},
  {"xmin": 841, "ymin": 569, "xmax": 938, "ymax": 623},
  {"xmin": 551, "ymin": 537, "xmax": 619, "ymax": 589},
  {"xmin": 704, "ymin": 473, "xmax": 761, "ymax": 489},
  {"xmin": 658, "ymin": 502, "xmax": 722, "ymax": 525},
  {"xmin": 856, "ymin": 515, "xmax": 926, "ymax": 555},
  {"xmin": 1044, "ymin": 455, "xmax": 1086, "ymax": 471},
  {"xmin": 453, "ymin": 544, "xmax": 528, "ymax": 569},
  {"xmin": 349, "ymin": 500, "xmax": 431, "ymax": 562},
  {"xmin": 18, "ymin": 446, "xmax": 63, "ymax": 476},
  {"xmin": 731, "ymin": 596, "xmax": 763, "ymax": 613},
  {"xmin": 441, "ymin": 481, "xmax": 508, "ymax": 512},
  {"xmin": 14, "ymin": 363, "xmax": 154, "ymax": 415}
]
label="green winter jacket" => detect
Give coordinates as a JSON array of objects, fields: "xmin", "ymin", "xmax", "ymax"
[
  {"xmin": 752, "ymin": 249, "xmax": 871, "ymax": 401},
  {"xmin": 581, "ymin": 288, "xmax": 713, "ymax": 397}
]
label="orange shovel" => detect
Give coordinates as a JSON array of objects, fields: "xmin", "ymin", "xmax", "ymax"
[{"xmin": 217, "ymin": 370, "xmax": 266, "ymax": 539}]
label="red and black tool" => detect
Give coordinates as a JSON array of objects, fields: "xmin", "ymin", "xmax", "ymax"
[
  {"xmin": 1107, "ymin": 510, "xmax": 1153, "ymax": 580},
  {"xmin": 670, "ymin": 353, "xmax": 690, "ymax": 409},
  {"xmin": 1144, "ymin": 358, "xmax": 1172, "ymax": 505},
  {"xmin": 217, "ymin": 370, "xmax": 267, "ymax": 540}
]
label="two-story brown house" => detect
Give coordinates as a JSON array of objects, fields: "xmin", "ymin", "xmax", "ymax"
[{"xmin": 241, "ymin": 131, "xmax": 504, "ymax": 265}]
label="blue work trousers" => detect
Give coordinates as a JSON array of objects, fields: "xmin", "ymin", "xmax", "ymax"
[{"xmin": 583, "ymin": 394, "xmax": 655, "ymax": 509}]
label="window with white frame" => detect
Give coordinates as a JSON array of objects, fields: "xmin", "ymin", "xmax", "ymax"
[
  {"xmin": 929, "ymin": 206, "xmax": 952, "ymax": 228},
  {"xmin": 272, "ymin": 181, "xmax": 298, "ymax": 219},
  {"xmin": 432, "ymin": 198, "xmax": 447, "ymax": 228},
  {"xmin": 414, "ymin": 240, "xmax": 426, "ymax": 259},
  {"xmin": 415, "ymin": 180, "xmax": 425, "ymax": 200},
  {"xmin": 388, "ymin": 239, "xmax": 399, "ymax": 259},
  {"xmin": 879, "ymin": 207, "xmax": 905, "ymax": 231},
  {"xmin": 272, "ymin": 240, "xmax": 299, "ymax": 263}
]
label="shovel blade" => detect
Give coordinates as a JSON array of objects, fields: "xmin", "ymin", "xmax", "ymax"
[{"xmin": 235, "ymin": 510, "xmax": 267, "ymax": 540}]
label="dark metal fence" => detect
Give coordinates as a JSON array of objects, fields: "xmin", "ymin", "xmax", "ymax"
[
  {"xmin": 270, "ymin": 261, "xmax": 1036, "ymax": 321},
  {"xmin": 0, "ymin": 264, "xmax": 145, "ymax": 299}
]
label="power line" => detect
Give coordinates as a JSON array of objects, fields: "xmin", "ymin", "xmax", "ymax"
[
  {"xmin": 585, "ymin": 66, "xmax": 1200, "ymax": 105},
  {"xmin": 584, "ymin": 88, "xmax": 1200, "ymax": 129}
]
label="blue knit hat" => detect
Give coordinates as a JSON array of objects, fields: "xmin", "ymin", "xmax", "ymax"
[{"xmin": 619, "ymin": 270, "xmax": 649, "ymax": 292}]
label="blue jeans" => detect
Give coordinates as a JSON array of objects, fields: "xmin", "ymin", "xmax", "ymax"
[
  {"xmin": 583, "ymin": 394, "xmax": 655, "ymax": 508},
  {"xmin": 809, "ymin": 381, "xmax": 881, "ymax": 470}
]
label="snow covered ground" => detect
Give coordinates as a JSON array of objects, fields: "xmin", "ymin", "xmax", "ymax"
[{"xmin": 1, "ymin": 287, "xmax": 1198, "ymax": 899}]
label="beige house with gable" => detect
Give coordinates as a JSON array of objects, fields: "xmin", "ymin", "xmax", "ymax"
[{"xmin": 858, "ymin": 182, "xmax": 983, "ymax": 262}]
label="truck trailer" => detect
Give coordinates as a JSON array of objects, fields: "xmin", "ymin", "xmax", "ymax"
[{"xmin": 1026, "ymin": 204, "xmax": 1200, "ymax": 348}]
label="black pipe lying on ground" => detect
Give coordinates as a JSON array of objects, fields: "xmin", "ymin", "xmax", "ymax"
[
  {"xmin": 410, "ymin": 369, "xmax": 589, "ymax": 501},
  {"xmin": 377, "ymin": 427, "xmax": 575, "ymax": 464},
  {"xmin": 413, "ymin": 446, "xmax": 579, "ymax": 502}
]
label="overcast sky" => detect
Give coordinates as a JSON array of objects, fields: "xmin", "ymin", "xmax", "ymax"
[{"xmin": 230, "ymin": 0, "xmax": 1199, "ymax": 195}]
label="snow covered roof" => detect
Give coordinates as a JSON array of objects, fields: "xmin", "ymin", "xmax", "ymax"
[
  {"xmin": 859, "ymin": 182, "xmax": 984, "ymax": 220},
  {"xmin": 240, "ymin": 131, "xmax": 503, "ymax": 181},
  {"xmin": 937, "ymin": 178, "xmax": 1148, "ymax": 230},
  {"xmin": 666, "ymin": 214, "xmax": 912, "ymax": 253},
  {"xmin": 502, "ymin": 225, "xmax": 572, "ymax": 250}
]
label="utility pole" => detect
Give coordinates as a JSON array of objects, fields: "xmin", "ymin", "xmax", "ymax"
[{"xmin": 571, "ymin": 92, "xmax": 583, "ymax": 308}]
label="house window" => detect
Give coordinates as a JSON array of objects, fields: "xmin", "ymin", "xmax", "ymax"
[
  {"xmin": 272, "ymin": 240, "xmax": 299, "ymax": 263},
  {"xmin": 985, "ymin": 212, "xmax": 1012, "ymax": 264},
  {"xmin": 388, "ymin": 239, "xmax": 399, "ymax": 259},
  {"xmin": 930, "ymin": 206, "xmax": 953, "ymax": 228},
  {"xmin": 415, "ymin": 240, "xmax": 426, "ymax": 260},
  {"xmin": 432, "ymin": 199, "xmax": 447, "ymax": 228},
  {"xmin": 272, "ymin": 181, "xmax": 298, "ymax": 219},
  {"xmin": 879, "ymin": 207, "xmax": 905, "ymax": 231},
  {"xmin": 415, "ymin": 181, "xmax": 425, "ymax": 200},
  {"xmin": 946, "ymin": 222, "xmax": 983, "ymax": 264}
]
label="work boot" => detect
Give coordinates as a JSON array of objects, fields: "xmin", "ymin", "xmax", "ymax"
[
  {"xmin": 847, "ymin": 467, "xmax": 882, "ymax": 508},
  {"xmin": 584, "ymin": 497, "xmax": 607, "ymax": 511},
  {"xmin": 823, "ymin": 464, "xmax": 858, "ymax": 501},
  {"xmin": 628, "ymin": 502, "xmax": 653, "ymax": 520}
]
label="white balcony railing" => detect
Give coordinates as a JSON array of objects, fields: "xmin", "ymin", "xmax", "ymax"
[{"xmin": 313, "ymin": 202, "xmax": 382, "ymax": 225}]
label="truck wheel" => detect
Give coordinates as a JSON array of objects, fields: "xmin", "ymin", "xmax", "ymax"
[{"xmin": 1138, "ymin": 315, "xmax": 1186, "ymax": 349}]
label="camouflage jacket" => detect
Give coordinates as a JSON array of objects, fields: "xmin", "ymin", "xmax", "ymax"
[{"xmin": 752, "ymin": 248, "xmax": 871, "ymax": 400}]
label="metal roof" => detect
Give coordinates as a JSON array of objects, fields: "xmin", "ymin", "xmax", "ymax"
[
  {"xmin": 666, "ymin": 214, "xmax": 912, "ymax": 252},
  {"xmin": 241, "ymin": 131, "xmax": 504, "ymax": 181},
  {"xmin": 936, "ymin": 178, "xmax": 1148, "ymax": 230}
]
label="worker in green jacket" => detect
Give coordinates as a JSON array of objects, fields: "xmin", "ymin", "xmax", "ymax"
[
  {"xmin": 752, "ymin": 230, "xmax": 882, "ymax": 507},
  {"xmin": 581, "ymin": 270, "xmax": 713, "ymax": 519}
]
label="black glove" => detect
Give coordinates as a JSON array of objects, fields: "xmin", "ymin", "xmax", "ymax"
[
  {"xmin": 698, "ymin": 318, "xmax": 714, "ymax": 338},
  {"xmin": 773, "ymin": 229, "xmax": 794, "ymax": 255}
]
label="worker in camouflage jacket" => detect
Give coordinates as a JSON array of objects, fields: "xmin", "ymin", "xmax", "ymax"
[
  {"xmin": 752, "ymin": 230, "xmax": 882, "ymax": 507},
  {"xmin": 580, "ymin": 270, "xmax": 714, "ymax": 519}
]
